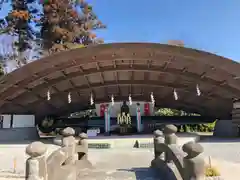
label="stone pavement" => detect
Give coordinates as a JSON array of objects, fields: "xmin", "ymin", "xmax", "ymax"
[
  {"xmin": 200, "ymin": 141, "xmax": 240, "ymax": 163},
  {"xmin": 0, "ymin": 147, "xmax": 159, "ymax": 180},
  {"xmin": 199, "ymin": 140, "xmax": 240, "ymax": 180},
  {"xmin": 0, "ymin": 138, "xmax": 240, "ymax": 179},
  {"xmin": 77, "ymin": 168, "xmax": 158, "ymax": 180},
  {"xmin": 84, "ymin": 149, "xmax": 159, "ymax": 180},
  {"xmin": 203, "ymin": 157, "xmax": 240, "ymax": 180}
]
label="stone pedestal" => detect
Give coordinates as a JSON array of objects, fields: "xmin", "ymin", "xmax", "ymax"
[
  {"xmin": 214, "ymin": 100, "xmax": 240, "ymax": 137},
  {"xmin": 232, "ymin": 103, "xmax": 240, "ymax": 123},
  {"xmin": 232, "ymin": 100, "xmax": 240, "ymax": 136},
  {"xmin": 213, "ymin": 120, "xmax": 238, "ymax": 137}
]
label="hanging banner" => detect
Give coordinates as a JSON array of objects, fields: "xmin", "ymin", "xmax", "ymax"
[
  {"xmin": 144, "ymin": 103, "xmax": 150, "ymax": 116},
  {"xmin": 100, "ymin": 104, "xmax": 105, "ymax": 117}
]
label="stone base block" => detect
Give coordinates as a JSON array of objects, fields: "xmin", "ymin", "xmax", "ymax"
[
  {"xmin": 0, "ymin": 127, "xmax": 39, "ymax": 142},
  {"xmin": 213, "ymin": 120, "xmax": 239, "ymax": 137}
]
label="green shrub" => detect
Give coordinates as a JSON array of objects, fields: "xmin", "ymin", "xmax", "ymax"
[
  {"xmin": 179, "ymin": 121, "xmax": 216, "ymax": 133},
  {"xmin": 206, "ymin": 121, "xmax": 216, "ymax": 132}
]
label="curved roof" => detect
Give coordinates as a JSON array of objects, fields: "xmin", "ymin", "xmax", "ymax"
[{"xmin": 0, "ymin": 42, "xmax": 240, "ymax": 119}]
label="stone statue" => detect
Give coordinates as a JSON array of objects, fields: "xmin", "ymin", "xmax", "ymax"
[{"xmin": 121, "ymin": 101, "xmax": 129, "ymax": 115}]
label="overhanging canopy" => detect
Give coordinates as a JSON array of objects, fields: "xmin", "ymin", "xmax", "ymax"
[{"xmin": 0, "ymin": 43, "xmax": 240, "ymax": 119}]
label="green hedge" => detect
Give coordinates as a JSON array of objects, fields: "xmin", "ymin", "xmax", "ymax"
[{"xmin": 177, "ymin": 121, "xmax": 216, "ymax": 132}]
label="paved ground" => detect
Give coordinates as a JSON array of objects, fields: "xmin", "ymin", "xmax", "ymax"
[
  {"xmin": 0, "ymin": 146, "xmax": 159, "ymax": 180},
  {"xmin": 0, "ymin": 136, "xmax": 239, "ymax": 180},
  {"xmin": 199, "ymin": 138, "xmax": 240, "ymax": 180},
  {"xmin": 85, "ymin": 148, "xmax": 159, "ymax": 180},
  {"xmin": 200, "ymin": 141, "xmax": 240, "ymax": 163}
]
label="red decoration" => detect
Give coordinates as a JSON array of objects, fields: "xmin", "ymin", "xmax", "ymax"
[
  {"xmin": 70, "ymin": 10, "xmax": 78, "ymax": 17},
  {"xmin": 144, "ymin": 103, "xmax": 150, "ymax": 116},
  {"xmin": 100, "ymin": 104, "xmax": 105, "ymax": 117}
]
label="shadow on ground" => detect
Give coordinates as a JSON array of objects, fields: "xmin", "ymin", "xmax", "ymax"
[
  {"xmin": 117, "ymin": 167, "xmax": 160, "ymax": 180},
  {"xmin": 77, "ymin": 167, "xmax": 159, "ymax": 180}
]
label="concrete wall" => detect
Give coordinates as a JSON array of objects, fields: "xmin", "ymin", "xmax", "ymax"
[
  {"xmin": 2, "ymin": 115, "xmax": 11, "ymax": 128},
  {"xmin": 1, "ymin": 115, "xmax": 35, "ymax": 128},
  {"xmin": 12, "ymin": 115, "xmax": 35, "ymax": 128},
  {"xmin": 213, "ymin": 119, "xmax": 235, "ymax": 137},
  {"xmin": 0, "ymin": 127, "xmax": 39, "ymax": 142},
  {"xmin": 95, "ymin": 101, "xmax": 154, "ymax": 117},
  {"xmin": 233, "ymin": 101, "xmax": 240, "ymax": 109},
  {"xmin": 0, "ymin": 115, "xmax": 38, "ymax": 141}
]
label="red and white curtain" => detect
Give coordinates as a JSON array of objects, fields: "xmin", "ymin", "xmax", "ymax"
[
  {"xmin": 144, "ymin": 103, "xmax": 150, "ymax": 116},
  {"xmin": 100, "ymin": 104, "xmax": 105, "ymax": 117}
]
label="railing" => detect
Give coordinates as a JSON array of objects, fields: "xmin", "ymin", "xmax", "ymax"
[
  {"xmin": 152, "ymin": 124, "xmax": 205, "ymax": 180},
  {"xmin": 25, "ymin": 127, "xmax": 90, "ymax": 180}
]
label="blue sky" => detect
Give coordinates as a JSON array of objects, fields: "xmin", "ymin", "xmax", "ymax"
[
  {"xmin": 1, "ymin": 0, "xmax": 240, "ymax": 61},
  {"xmin": 89, "ymin": 0, "xmax": 240, "ymax": 61}
]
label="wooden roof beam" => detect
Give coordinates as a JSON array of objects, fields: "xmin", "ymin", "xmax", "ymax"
[
  {"xmin": 61, "ymin": 70, "xmax": 81, "ymax": 97},
  {"xmin": 2, "ymin": 64, "xmax": 238, "ymax": 101}
]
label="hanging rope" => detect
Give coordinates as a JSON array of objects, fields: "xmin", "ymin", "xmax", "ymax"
[
  {"xmin": 90, "ymin": 93, "xmax": 94, "ymax": 105},
  {"xmin": 111, "ymin": 94, "xmax": 114, "ymax": 106},
  {"xmin": 47, "ymin": 89, "xmax": 51, "ymax": 100},
  {"xmin": 129, "ymin": 94, "xmax": 132, "ymax": 105},
  {"xmin": 68, "ymin": 92, "xmax": 71, "ymax": 103},
  {"xmin": 150, "ymin": 92, "xmax": 155, "ymax": 106},
  {"xmin": 196, "ymin": 84, "xmax": 201, "ymax": 96},
  {"xmin": 173, "ymin": 89, "xmax": 178, "ymax": 100}
]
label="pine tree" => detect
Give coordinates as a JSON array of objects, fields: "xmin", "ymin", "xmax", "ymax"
[
  {"xmin": 0, "ymin": 0, "xmax": 105, "ymax": 69},
  {"xmin": 0, "ymin": 0, "xmax": 38, "ymax": 67},
  {"xmin": 39, "ymin": 0, "xmax": 105, "ymax": 54}
]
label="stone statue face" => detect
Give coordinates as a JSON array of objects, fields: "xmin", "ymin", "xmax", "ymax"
[{"xmin": 123, "ymin": 101, "xmax": 127, "ymax": 106}]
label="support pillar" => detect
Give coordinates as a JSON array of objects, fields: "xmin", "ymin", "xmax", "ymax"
[
  {"xmin": 136, "ymin": 103, "xmax": 142, "ymax": 133},
  {"xmin": 104, "ymin": 104, "xmax": 111, "ymax": 135},
  {"xmin": 10, "ymin": 114, "xmax": 13, "ymax": 128}
]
